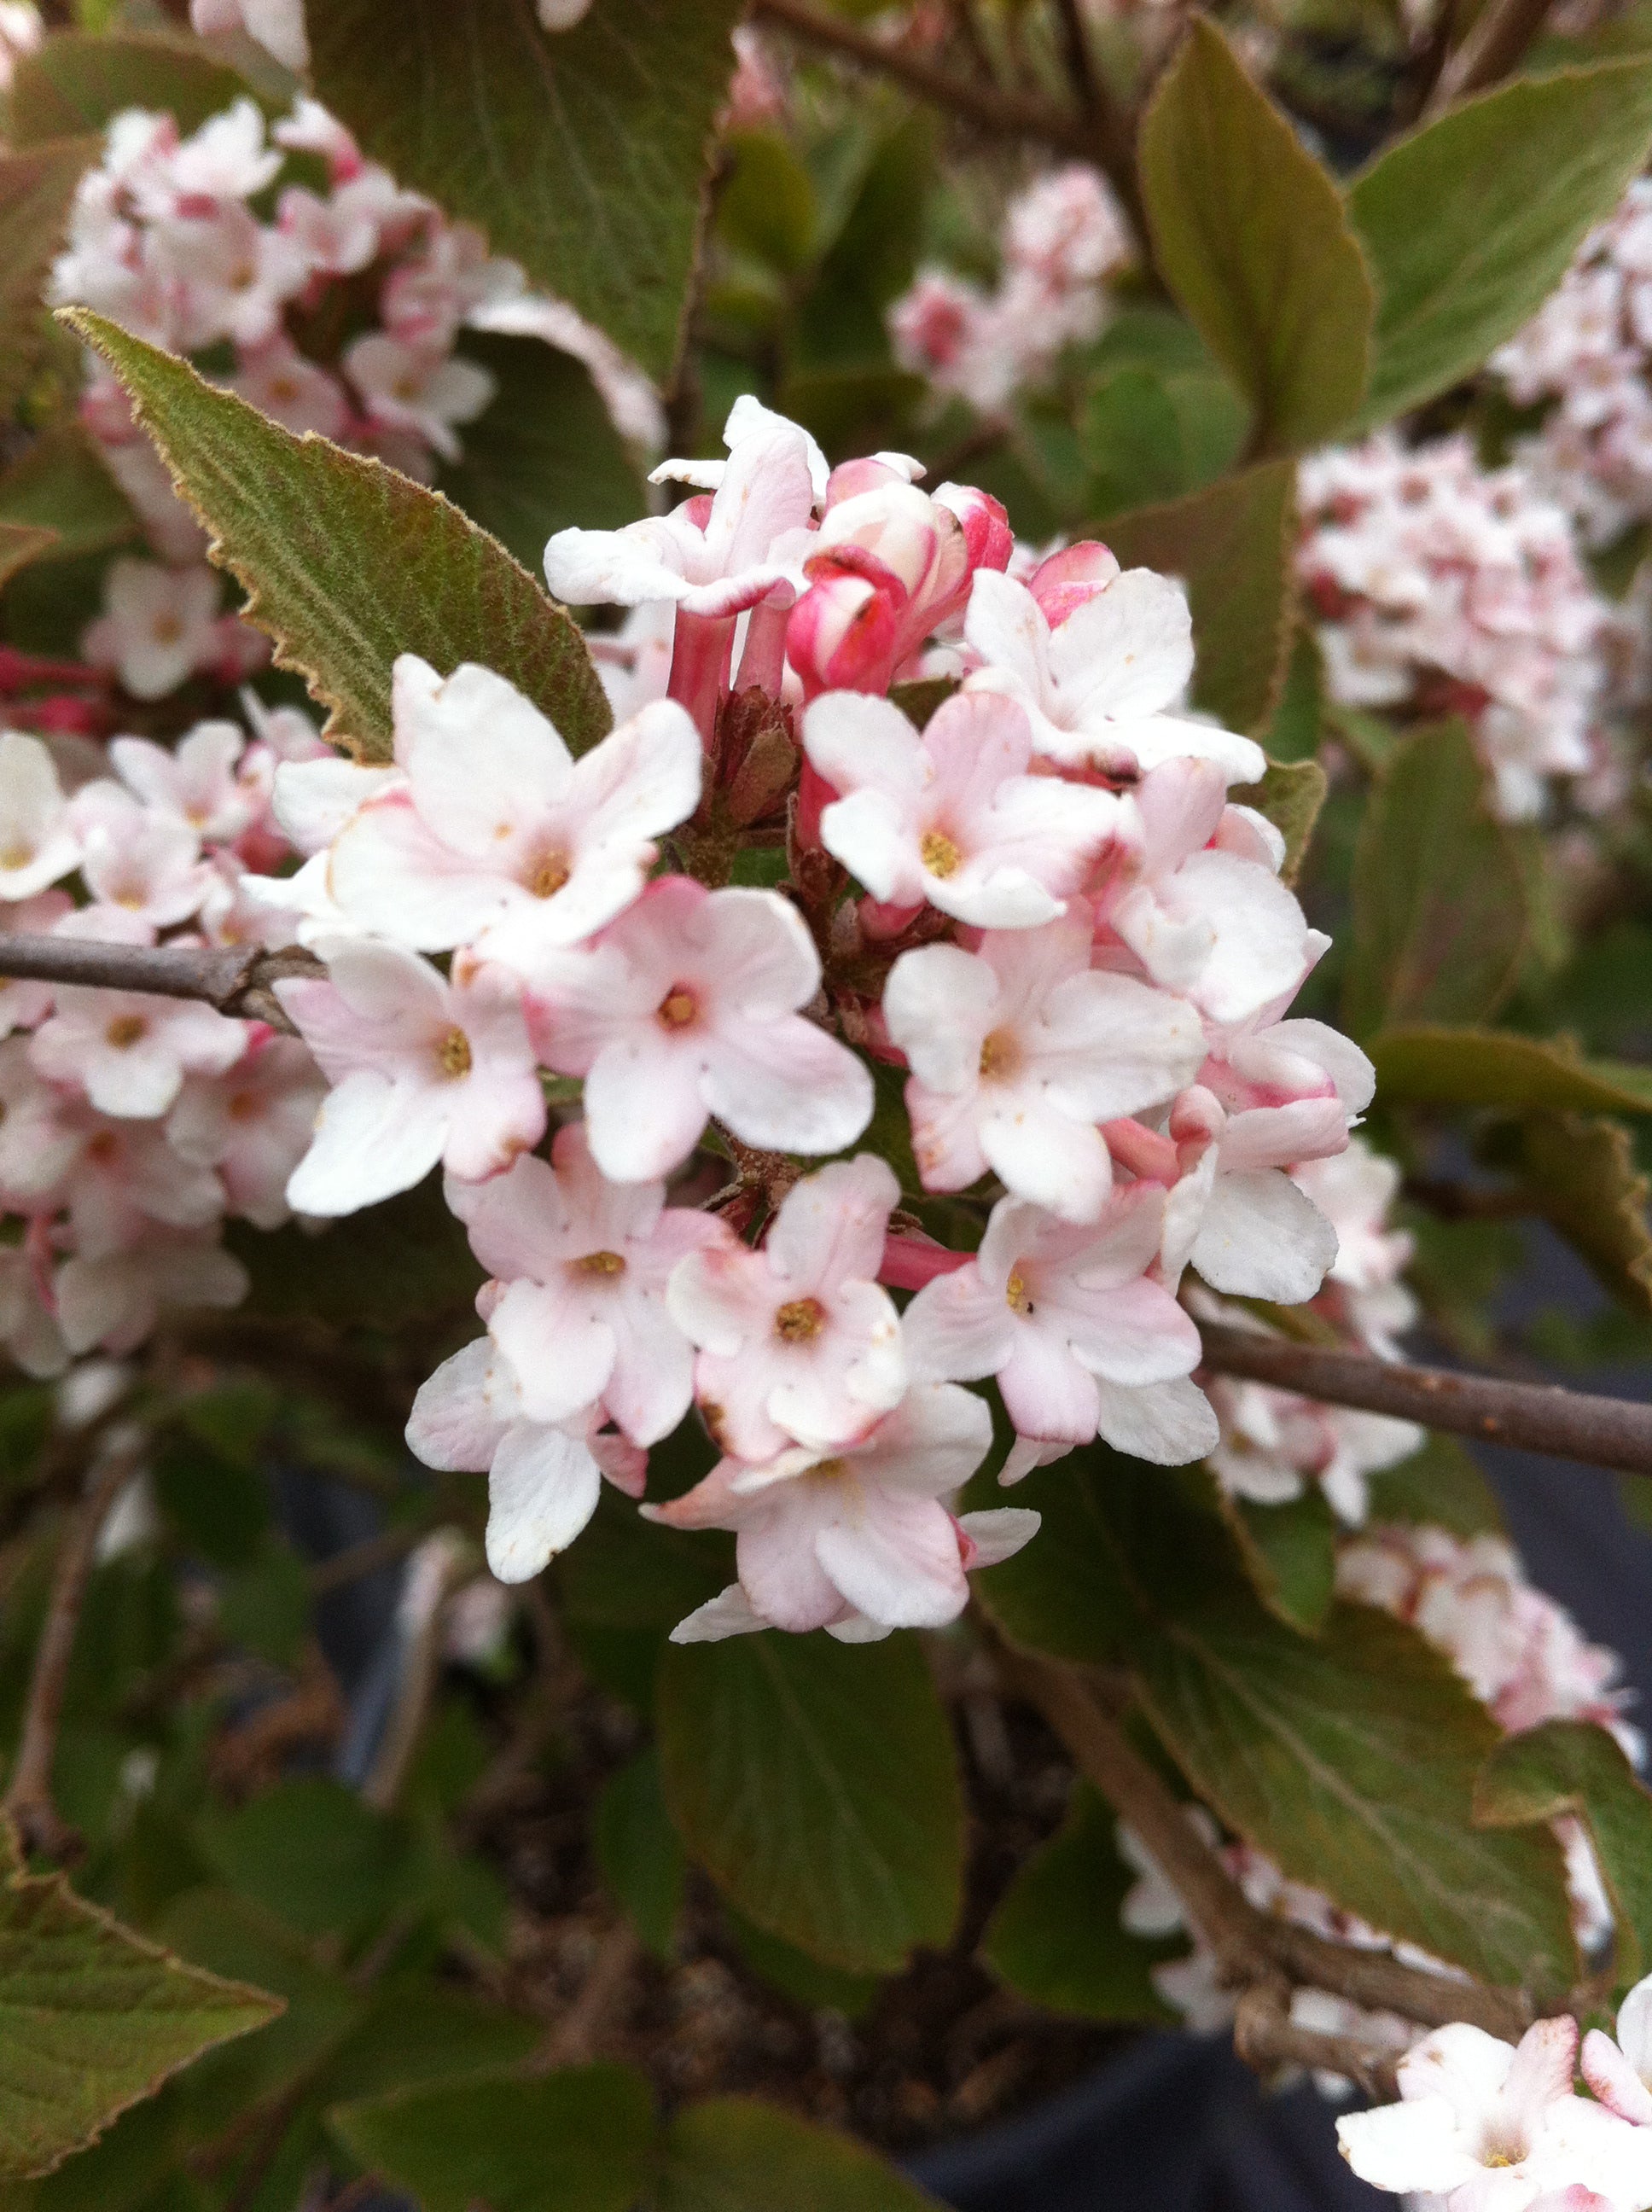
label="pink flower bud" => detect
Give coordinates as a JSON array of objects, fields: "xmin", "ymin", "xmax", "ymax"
[
  {"xmin": 787, "ymin": 568, "xmax": 901, "ymax": 699},
  {"xmin": 1028, "ymin": 540, "xmax": 1122, "ymax": 627},
  {"xmin": 937, "ymin": 482, "xmax": 1013, "ymax": 579}
]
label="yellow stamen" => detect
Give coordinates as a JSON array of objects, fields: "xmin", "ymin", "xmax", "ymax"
[
  {"xmin": 920, "ymin": 829, "xmax": 961, "ymax": 878},
  {"xmin": 105, "ymin": 1015, "xmax": 147, "ymax": 1049},
  {"xmin": 775, "ymin": 1296, "xmax": 826, "ymax": 1342},
  {"xmin": 437, "ymin": 1027, "xmax": 473, "ymax": 1078},
  {"xmin": 577, "ymin": 1249, "xmax": 626, "ymax": 1277}
]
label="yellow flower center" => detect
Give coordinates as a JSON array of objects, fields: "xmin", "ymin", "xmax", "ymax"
[
  {"xmin": 105, "ymin": 1015, "xmax": 148, "ymax": 1049},
  {"xmin": 775, "ymin": 1296, "xmax": 826, "ymax": 1342},
  {"xmin": 920, "ymin": 829, "xmax": 961, "ymax": 879},
  {"xmin": 528, "ymin": 850, "xmax": 571, "ymax": 899},
  {"xmin": 0, "ymin": 842, "xmax": 34, "ymax": 871},
  {"xmin": 658, "ymin": 987, "xmax": 698, "ymax": 1029},
  {"xmin": 979, "ymin": 1027, "xmax": 1019, "ymax": 1079},
  {"xmin": 576, "ymin": 1249, "xmax": 626, "ymax": 1277},
  {"xmin": 437, "ymin": 1027, "xmax": 473, "ymax": 1078},
  {"xmin": 1005, "ymin": 1270, "xmax": 1032, "ymax": 1316}
]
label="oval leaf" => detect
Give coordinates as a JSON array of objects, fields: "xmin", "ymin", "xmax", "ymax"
[
  {"xmin": 657, "ymin": 2096, "xmax": 945, "ymax": 2212},
  {"xmin": 1138, "ymin": 19, "xmax": 1373, "ymax": 452},
  {"xmin": 62, "ymin": 309, "xmax": 611, "ymax": 763},
  {"xmin": 656, "ymin": 1632, "xmax": 963, "ymax": 1974},
  {"xmin": 1370, "ymin": 1027, "xmax": 1652, "ymax": 1115}
]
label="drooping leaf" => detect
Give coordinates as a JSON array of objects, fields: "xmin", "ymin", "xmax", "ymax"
[
  {"xmin": 1343, "ymin": 720, "xmax": 1528, "ymax": 1038},
  {"xmin": 9, "ymin": 32, "xmax": 262, "ymax": 144},
  {"xmin": 1103, "ymin": 460, "xmax": 1296, "ymax": 734},
  {"xmin": 1138, "ymin": 1597, "xmax": 1577, "ymax": 1995},
  {"xmin": 655, "ymin": 2097, "xmax": 945, "ymax": 2212},
  {"xmin": 594, "ymin": 1747, "xmax": 686, "ymax": 1965},
  {"xmin": 309, "ymin": 0, "xmax": 745, "ymax": 382},
  {"xmin": 328, "ymin": 2064, "xmax": 654, "ymax": 2212},
  {"xmin": 1370, "ymin": 1027, "xmax": 1652, "ymax": 1115},
  {"xmin": 1509, "ymin": 1113, "xmax": 1652, "ymax": 1316},
  {"xmin": 1348, "ymin": 59, "xmax": 1652, "ymax": 427},
  {"xmin": 983, "ymin": 1784, "xmax": 1180, "ymax": 2023},
  {"xmin": 64, "ymin": 310, "xmax": 611, "ymax": 763},
  {"xmin": 0, "ymin": 138, "xmax": 100, "ymax": 420},
  {"xmin": 656, "ymin": 1632, "xmax": 963, "ymax": 1974},
  {"xmin": 439, "ymin": 334, "xmax": 646, "ymax": 576},
  {"xmin": 1475, "ymin": 1720, "xmax": 1652, "ymax": 1988},
  {"xmin": 1138, "ymin": 19, "xmax": 1372, "ymax": 451},
  {"xmin": 1248, "ymin": 756, "xmax": 1327, "ymax": 889},
  {"xmin": 0, "ymin": 1831, "xmax": 282, "ymax": 2181}
]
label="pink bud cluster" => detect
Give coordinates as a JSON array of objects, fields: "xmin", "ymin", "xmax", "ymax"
[
  {"xmin": 1492, "ymin": 179, "xmax": 1652, "ymax": 553},
  {"xmin": 1297, "ymin": 433, "xmax": 1610, "ymax": 821},
  {"xmin": 230, "ymin": 395, "xmax": 1380, "ymax": 1641},
  {"xmin": 53, "ymin": 94, "xmax": 520, "ymax": 698},
  {"xmin": 888, "ymin": 164, "xmax": 1132, "ymax": 413},
  {"xmin": 0, "ymin": 705, "xmax": 332, "ymax": 1375}
]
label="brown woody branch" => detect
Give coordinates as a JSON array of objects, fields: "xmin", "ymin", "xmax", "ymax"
[
  {"xmin": 0, "ymin": 931, "xmax": 317, "ymax": 1033},
  {"xmin": 1196, "ymin": 1322, "xmax": 1652, "ymax": 1478},
  {"xmin": 1425, "ymin": 0, "xmax": 1555, "ymax": 112},
  {"xmin": 4, "ymin": 1439, "xmax": 143, "ymax": 1860},
  {"xmin": 1233, "ymin": 1985, "xmax": 1402, "ymax": 2101},
  {"xmin": 1003, "ymin": 1645, "xmax": 1533, "ymax": 2044}
]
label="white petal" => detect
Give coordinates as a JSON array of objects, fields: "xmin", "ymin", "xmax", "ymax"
[{"xmin": 486, "ymin": 1421, "xmax": 603, "ymax": 1581}]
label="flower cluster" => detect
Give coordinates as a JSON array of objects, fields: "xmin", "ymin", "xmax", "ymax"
[
  {"xmin": 1339, "ymin": 1981, "xmax": 1652, "ymax": 2212},
  {"xmin": 207, "ymin": 393, "xmax": 1380, "ymax": 1641},
  {"xmin": 888, "ymin": 164, "xmax": 1132, "ymax": 413},
  {"xmin": 1492, "ymin": 178, "xmax": 1652, "ymax": 552},
  {"xmin": 0, "ymin": 707, "xmax": 330, "ymax": 1374},
  {"xmin": 1297, "ymin": 433, "xmax": 1609, "ymax": 821},
  {"xmin": 53, "ymin": 94, "xmax": 523, "ymax": 698},
  {"xmin": 1201, "ymin": 1136, "xmax": 1423, "ymax": 1528},
  {"xmin": 188, "ymin": 0, "xmax": 594, "ymax": 74}
]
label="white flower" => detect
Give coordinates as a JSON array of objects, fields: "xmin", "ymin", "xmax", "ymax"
[
  {"xmin": 0, "ymin": 731, "xmax": 80, "ymax": 899},
  {"xmin": 82, "ymin": 559, "xmax": 222, "ymax": 701},
  {"xmin": 30, "ymin": 987, "xmax": 244, "ymax": 1121}
]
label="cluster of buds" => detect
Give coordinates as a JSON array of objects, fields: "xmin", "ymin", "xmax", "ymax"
[
  {"xmin": 888, "ymin": 165, "xmax": 1133, "ymax": 414},
  {"xmin": 0, "ymin": 705, "xmax": 331, "ymax": 1374},
  {"xmin": 218, "ymin": 393, "xmax": 1382, "ymax": 1644},
  {"xmin": 53, "ymin": 94, "xmax": 523, "ymax": 699},
  {"xmin": 1493, "ymin": 178, "xmax": 1652, "ymax": 553},
  {"xmin": 1297, "ymin": 434, "xmax": 1609, "ymax": 821}
]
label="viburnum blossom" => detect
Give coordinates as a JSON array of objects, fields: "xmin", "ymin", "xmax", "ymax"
[
  {"xmin": 1585, "ymin": 1975, "xmax": 1652, "ymax": 2128},
  {"xmin": 1297, "ymin": 434, "xmax": 1609, "ymax": 821},
  {"xmin": 0, "ymin": 731, "xmax": 80, "ymax": 899},
  {"xmin": 1338, "ymin": 2017, "xmax": 1652, "ymax": 2210},
  {"xmin": 189, "ymin": 0, "xmax": 309, "ymax": 73},
  {"xmin": 889, "ymin": 164, "xmax": 1131, "ymax": 411}
]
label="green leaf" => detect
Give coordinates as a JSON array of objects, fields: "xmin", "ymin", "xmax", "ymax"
[
  {"xmin": 1370, "ymin": 1027, "xmax": 1652, "ymax": 1115},
  {"xmin": 723, "ymin": 1906, "xmax": 881, "ymax": 2019},
  {"xmin": 1249, "ymin": 756, "xmax": 1326, "ymax": 889},
  {"xmin": 1103, "ymin": 460, "xmax": 1295, "ymax": 734},
  {"xmin": 1364, "ymin": 1432, "xmax": 1504, "ymax": 1537},
  {"xmin": 969, "ymin": 1449, "xmax": 1138, "ymax": 1666},
  {"xmin": 439, "ymin": 334, "xmax": 646, "ymax": 577},
  {"xmin": 64, "ymin": 311, "xmax": 611, "ymax": 764},
  {"xmin": 0, "ymin": 521, "xmax": 60, "ymax": 593},
  {"xmin": 1509, "ymin": 1112, "xmax": 1652, "ymax": 1316},
  {"xmin": 1138, "ymin": 1597, "xmax": 1577, "ymax": 1995},
  {"xmin": 1475, "ymin": 1720, "xmax": 1652, "ymax": 1988},
  {"xmin": 0, "ymin": 138, "xmax": 100, "ymax": 420},
  {"xmin": 594, "ymin": 1747, "xmax": 685, "ymax": 1964},
  {"xmin": 1343, "ymin": 720, "xmax": 1528, "ymax": 1038},
  {"xmin": 719, "ymin": 128, "xmax": 819, "ymax": 276},
  {"xmin": 327, "ymin": 2064, "xmax": 653, "ymax": 2212},
  {"xmin": 320, "ymin": 1978, "xmax": 539, "ymax": 2104},
  {"xmin": 0, "ymin": 1832, "xmax": 282, "ymax": 2181},
  {"xmin": 9, "ymin": 31, "xmax": 260, "ymax": 145},
  {"xmin": 310, "ymin": 0, "xmax": 744, "ymax": 383},
  {"xmin": 656, "ymin": 1633, "xmax": 963, "ymax": 1974},
  {"xmin": 1079, "ymin": 369, "xmax": 1191, "ymax": 515},
  {"xmin": 1222, "ymin": 1487, "xmax": 1340, "ymax": 1634},
  {"xmin": 983, "ymin": 1784, "xmax": 1179, "ymax": 2023},
  {"xmin": 655, "ymin": 2097, "xmax": 944, "ymax": 2212},
  {"xmin": 1262, "ymin": 629, "xmax": 1323, "ymax": 765},
  {"xmin": 1137, "ymin": 18, "xmax": 1372, "ymax": 452},
  {"xmin": 197, "ymin": 1780, "xmax": 409, "ymax": 1945},
  {"xmin": 1348, "ymin": 59, "xmax": 1652, "ymax": 427}
]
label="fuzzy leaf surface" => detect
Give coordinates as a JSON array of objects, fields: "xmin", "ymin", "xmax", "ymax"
[
  {"xmin": 9, "ymin": 32, "xmax": 259, "ymax": 143},
  {"xmin": 656, "ymin": 1633, "xmax": 963, "ymax": 1974},
  {"xmin": 1138, "ymin": 20, "xmax": 1372, "ymax": 451},
  {"xmin": 1343, "ymin": 720, "xmax": 1527, "ymax": 1037},
  {"xmin": 1349, "ymin": 59, "xmax": 1652, "ymax": 426},
  {"xmin": 0, "ymin": 1834, "xmax": 282, "ymax": 2180},
  {"xmin": 310, "ymin": 0, "xmax": 744, "ymax": 382},
  {"xmin": 65, "ymin": 311, "xmax": 610, "ymax": 763}
]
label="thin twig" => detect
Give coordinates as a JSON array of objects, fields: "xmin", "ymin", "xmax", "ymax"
[
  {"xmin": 0, "ymin": 932, "xmax": 317, "ymax": 1033},
  {"xmin": 3, "ymin": 1441, "xmax": 143, "ymax": 1860},
  {"xmin": 1426, "ymin": 0, "xmax": 1554, "ymax": 110},
  {"xmin": 1197, "ymin": 1321, "xmax": 1652, "ymax": 1477},
  {"xmin": 1003, "ymin": 1645, "xmax": 1533, "ymax": 2040},
  {"xmin": 532, "ymin": 1921, "xmax": 643, "ymax": 2071},
  {"xmin": 753, "ymin": 0, "xmax": 1092, "ymax": 154},
  {"xmin": 1233, "ymin": 1984, "xmax": 1403, "ymax": 2100}
]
